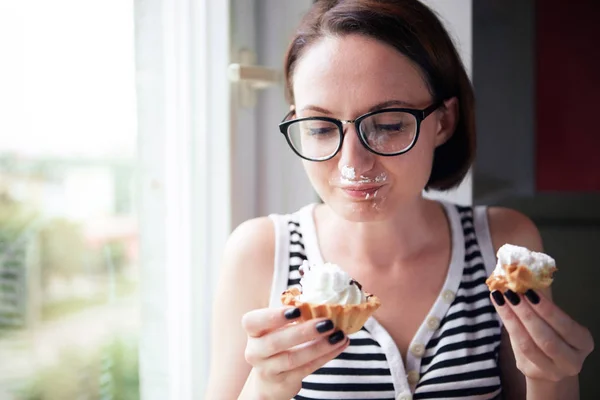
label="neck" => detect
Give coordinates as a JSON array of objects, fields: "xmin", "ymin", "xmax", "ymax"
[{"xmin": 317, "ymin": 198, "xmax": 448, "ymax": 270}]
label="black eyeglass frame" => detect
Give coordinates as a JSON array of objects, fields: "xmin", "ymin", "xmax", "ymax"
[{"xmin": 279, "ymin": 102, "xmax": 442, "ymax": 161}]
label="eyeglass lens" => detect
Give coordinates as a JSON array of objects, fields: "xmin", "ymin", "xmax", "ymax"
[{"xmin": 286, "ymin": 111, "xmax": 417, "ymax": 160}]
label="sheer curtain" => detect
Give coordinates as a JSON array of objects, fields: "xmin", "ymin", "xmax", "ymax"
[{"xmin": 134, "ymin": 0, "xmax": 230, "ymax": 398}]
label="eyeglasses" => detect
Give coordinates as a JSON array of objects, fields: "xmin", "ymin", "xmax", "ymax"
[{"xmin": 279, "ymin": 102, "xmax": 441, "ymax": 161}]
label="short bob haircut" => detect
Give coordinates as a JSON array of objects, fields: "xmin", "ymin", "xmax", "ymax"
[{"xmin": 283, "ymin": 0, "xmax": 475, "ymax": 191}]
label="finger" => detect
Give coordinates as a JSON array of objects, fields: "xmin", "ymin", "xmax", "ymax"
[
  {"xmin": 490, "ymin": 291, "xmax": 557, "ymax": 370},
  {"xmin": 504, "ymin": 291, "xmax": 581, "ymax": 371},
  {"xmin": 242, "ymin": 307, "xmax": 302, "ymax": 338},
  {"xmin": 524, "ymin": 290, "xmax": 594, "ymax": 353},
  {"xmin": 265, "ymin": 330, "xmax": 348, "ymax": 375},
  {"xmin": 252, "ymin": 318, "xmax": 336, "ymax": 359},
  {"xmin": 289, "ymin": 335, "xmax": 350, "ymax": 380}
]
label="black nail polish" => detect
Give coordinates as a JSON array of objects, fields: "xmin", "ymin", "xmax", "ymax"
[
  {"xmin": 525, "ymin": 290, "xmax": 540, "ymax": 305},
  {"xmin": 328, "ymin": 330, "xmax": 345, "ymax": 345},
  {"xmin": 491, "ymin": 290, "xmax": 505, "ymax": 306},
  {"xmin": 504, "ymin": 290, "xmax": 521, "ymax": 306},
  {"xmin": 316, "ymin": 320, "xmax": 334, "ymax": 333},
  {"xmin": 284, "ymin": 307, "xmax": 301, "ymax": 320}
]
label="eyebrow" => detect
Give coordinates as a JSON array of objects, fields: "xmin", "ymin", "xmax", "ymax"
[
  {"xmin": 368, "ymin": 100, "xmax": 415, "ymax": 112},
  {"xmin": 299, "ymin": 100, "xmax": 415, "ymax": 115}
]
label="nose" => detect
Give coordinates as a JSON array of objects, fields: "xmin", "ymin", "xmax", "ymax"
[{"xmin": 337, "ymin": 123, "xmax": 375, "ymax": 176}]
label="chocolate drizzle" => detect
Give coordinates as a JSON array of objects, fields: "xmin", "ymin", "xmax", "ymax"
[
  {"xmin": 299, "ymin": 263, "xmax": 307, "ymax": 277},
  {"xmin": 349, "ymin": 279, "xmax": 363, "ymax": 291}
]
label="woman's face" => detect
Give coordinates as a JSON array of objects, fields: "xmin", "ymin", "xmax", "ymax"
[{"xmin": 292, "ymin": 34, "xmax": 452, "ymax": 222}]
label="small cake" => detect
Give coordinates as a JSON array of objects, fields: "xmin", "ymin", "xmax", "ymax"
[
  {"xmin": 486, "ymin": 244, "xmax": 557, "ymax": 293},
  {"xmin": 281, "ymin": 262, "xmax": 381, "ymax": 334}
]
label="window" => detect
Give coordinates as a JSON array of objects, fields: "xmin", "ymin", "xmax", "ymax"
[
  {"xmin": 0, "ymin": 1, "xmax": 140, "ymax": 398},
  {"xmin": 1, "ymin": 1, "xmax": 474, "ymax": 399}
]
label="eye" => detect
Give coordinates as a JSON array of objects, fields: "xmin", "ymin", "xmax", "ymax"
[
  {"xmin": 300, "ymin": 121, "xmax": 338, "ymax": 136},
  {"xmin": 308, "ymin": 126, "xmax": 337, "ymax": 135},
  {"xmin": 375, "ymin": 123, "xmax": 405, "ymax": 132}
]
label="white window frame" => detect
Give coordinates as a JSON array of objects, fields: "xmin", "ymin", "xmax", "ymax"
[{"xmin": 135, "ymin": 0, "xmax": 230, "ymax": 398}]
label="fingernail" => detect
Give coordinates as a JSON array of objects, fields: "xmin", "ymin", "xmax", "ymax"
[
  {"xmin": 316, "ymin": 320, "xmax": 334, "ymax": 333},
  {"xmin": 328, "ymin": 330, "xmax": 345, "ymax": 345},
  {"xmin": 491, "ymin": 290, "xmax": 505, "ymax": 306},
  {"xmin": 504, "ymin": 290, "xmax": 520, "ymax": 306},
  {"xmin": 525, "ymin": 290, "xmax": 540, "ymax": 305},
  {"xmin": 284, "ymin": 307, "xmax": 301, "ymax": 320}
]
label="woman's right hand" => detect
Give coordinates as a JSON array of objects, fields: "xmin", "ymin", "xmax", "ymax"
[{"xmin": 240, "ymin": 306, "xmax": 350, "ymax": 400}]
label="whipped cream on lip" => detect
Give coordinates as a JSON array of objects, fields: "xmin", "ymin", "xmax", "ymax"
[
  {"xmin": 340, "ymin": 173, "xmax": 388, "ymax": 186},
  {"xmin": 298, "ymin": 261, "xmax": 367, "ymax": 305},
  {"xmin": 332, "ymin": 179, "xmax": 383, "ymax": 198},
  {"xmin": 334, "ymin": 166, "xmax": 389, "ymax": 201},
  {"xmin": 339, "ymin": 165, "xmax": 388, "ymax": 185}
]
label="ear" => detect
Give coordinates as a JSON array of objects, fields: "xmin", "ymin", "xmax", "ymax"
[{"xmin": 434, "ymin": 97, "xmax": 459, "ymax": 147}]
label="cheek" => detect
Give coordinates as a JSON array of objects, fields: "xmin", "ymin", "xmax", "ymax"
[
  {"xmin": 302, "ymin": 160, "xmax": 333, "ymax": 191},
  {"xmin": 385, "ymin": 130, "xmax": 436, "ymax": 186},
  {"xmin": 412, "ymin": 126, "xmax": 438, "ymax": 166}
]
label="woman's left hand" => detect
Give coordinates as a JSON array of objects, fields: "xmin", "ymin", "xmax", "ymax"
[{"xmin": 491, "ymin": 289, "xmax": 594, "ymax": 382}]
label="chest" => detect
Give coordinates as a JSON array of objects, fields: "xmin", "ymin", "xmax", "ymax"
[{"xmin": 354, "ymin": 263, "xmax": 448, "ymax": 361}]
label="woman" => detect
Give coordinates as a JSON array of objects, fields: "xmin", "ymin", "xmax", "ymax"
[{"xmin": 205, "ymin": 1, "xmax": 593, "ymax": 399}]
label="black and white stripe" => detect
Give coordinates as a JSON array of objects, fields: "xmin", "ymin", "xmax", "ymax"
[
  {"xmin": 296, "ymin": 327, "xmax": 396, "ymax": 400},
  {"xmin": 285, "ymin": 206, "xmax": 502, "ymax": 400},
  {"xmin": 287, "ymin": 219, "xmax": 307, "ymax": 288},
  {"xmin": 415, "ymin": 207, "xmax": 502, "ymax": 399}
]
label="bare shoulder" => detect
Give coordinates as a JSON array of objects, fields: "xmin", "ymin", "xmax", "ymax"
[
  {"xmin": 216, "ymin": 216, "xmax": 276, "ymax": 316},
  {"xmin": 223, "ymin": 216, "xmax": 276, "ymax": 282},
  {"xmin": 487, "ymin": 206, "xmax": 544, "ymax": 253},
  {"xmin": 205, "ymin": 216, "xmax": 276, "ymax": 399}
]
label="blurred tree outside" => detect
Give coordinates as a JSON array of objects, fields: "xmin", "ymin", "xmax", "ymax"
[
  {"xmin": 0, "ymin": 190, "xmax": 41, "ymax": 329},
  {"xmin": 14, "ymin": 335, "xmax": 140, "ymax": 400},
  {"xmin": 0, "ymin": 178, "xmax": 140, "ymax": 398},
  {"xmin": 0, "ymin": 190, "xmax": 134, "ymax": 327}
]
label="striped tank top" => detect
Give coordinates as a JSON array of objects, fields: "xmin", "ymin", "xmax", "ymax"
[{"xmin": 268, "ymin": 202, "xmax": 504, "ymax": 400}]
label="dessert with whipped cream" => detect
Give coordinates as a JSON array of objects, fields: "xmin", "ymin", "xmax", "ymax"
[
  {"xmin": 486, "ymin": 244, "xmax": 557, "ymax": 293},
  {"xmin": 281, "ymin": 262, "xmax": 380, "ymax": 334}
]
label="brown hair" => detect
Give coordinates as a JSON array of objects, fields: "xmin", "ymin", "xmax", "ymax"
[{"xmin": 283, "ymin": 0, "xmax": 475, "ymax": 191}]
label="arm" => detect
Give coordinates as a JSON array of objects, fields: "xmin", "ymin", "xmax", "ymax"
[
  {"xmin": 204, "ymin": 217, "xmax": 350, "ymax": 400},
  {"xmin": 204, "ymin": 217, "xmax": 275, "ymax": 400},
  {"xmin": 487, "ymin": 207, "xmax": 585, "ymax": 400}
]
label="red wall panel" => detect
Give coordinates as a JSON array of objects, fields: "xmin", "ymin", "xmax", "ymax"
[{"xmin": 536, "ymin": 0, "xmax": 600, "ymax": 191}]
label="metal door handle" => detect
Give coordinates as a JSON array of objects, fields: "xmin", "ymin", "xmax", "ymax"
[
  {"xmin": 228, "ymin": 49, "xmax": 280, "ymax": 107},
  {"xmin": 228, "ymin": 64, "xmax": 279, "ymax": 89}
]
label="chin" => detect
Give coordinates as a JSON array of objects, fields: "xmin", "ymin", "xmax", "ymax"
[{"xmin": 331, "ymin": 197, "xmax": 391, "ymax": 223}]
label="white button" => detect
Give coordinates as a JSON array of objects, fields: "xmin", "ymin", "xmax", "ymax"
[
  {"xmin": 410, "ymin": 343, "xmax": 425, "ymax": 357},
  {"xmin": 397, "ymin": 392, "xmax": 412, "ymax": 400},
  {"xmin": 426, "ymin": 316, "xmax": 440, "ymax": 331},
  {"xmin": 442, "ymin": 289, "xmax": 455, "ymax": 303},
  {"xmin": 407, "ymin": 370, "xmax": 420, "ymax": 384}
]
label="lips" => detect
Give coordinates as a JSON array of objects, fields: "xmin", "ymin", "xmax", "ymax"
[{"xmin": 340, "ymin": 184, "xmax": 383, "ymax": 199}]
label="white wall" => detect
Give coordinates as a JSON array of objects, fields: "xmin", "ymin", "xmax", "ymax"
[
  {"xmin": 254, "ymin": 0, "xmax": 317, "ymax": 217},
  {"xmin": 421, "ymin": 0, "xmax": 473, "ymax": 206}
]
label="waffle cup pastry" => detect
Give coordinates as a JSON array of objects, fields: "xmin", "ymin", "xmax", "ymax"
[
  {"xmin": 486, "ymin": 263, "xmax": 556, "ymax": 293},
  {"xmin": 486, "ymin": 244, "xmax": 557, "ymax": 294},
  {"xmin": 281, "ymin": 287, "xmax": 381, "ymax": 334}
]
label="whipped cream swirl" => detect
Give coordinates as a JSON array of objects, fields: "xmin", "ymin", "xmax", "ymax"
[
  {"xmin": 298, "ymin": 262, "xmax": 367, "ymax": 305},
  {"xmin": 493, "ymin": 244, "xmax": 556, "ymax": 278}
]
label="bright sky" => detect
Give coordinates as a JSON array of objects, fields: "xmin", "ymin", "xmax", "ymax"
[{"xmin": 0, "ymin": 0, "xmax": 137, "ymax": 160}]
